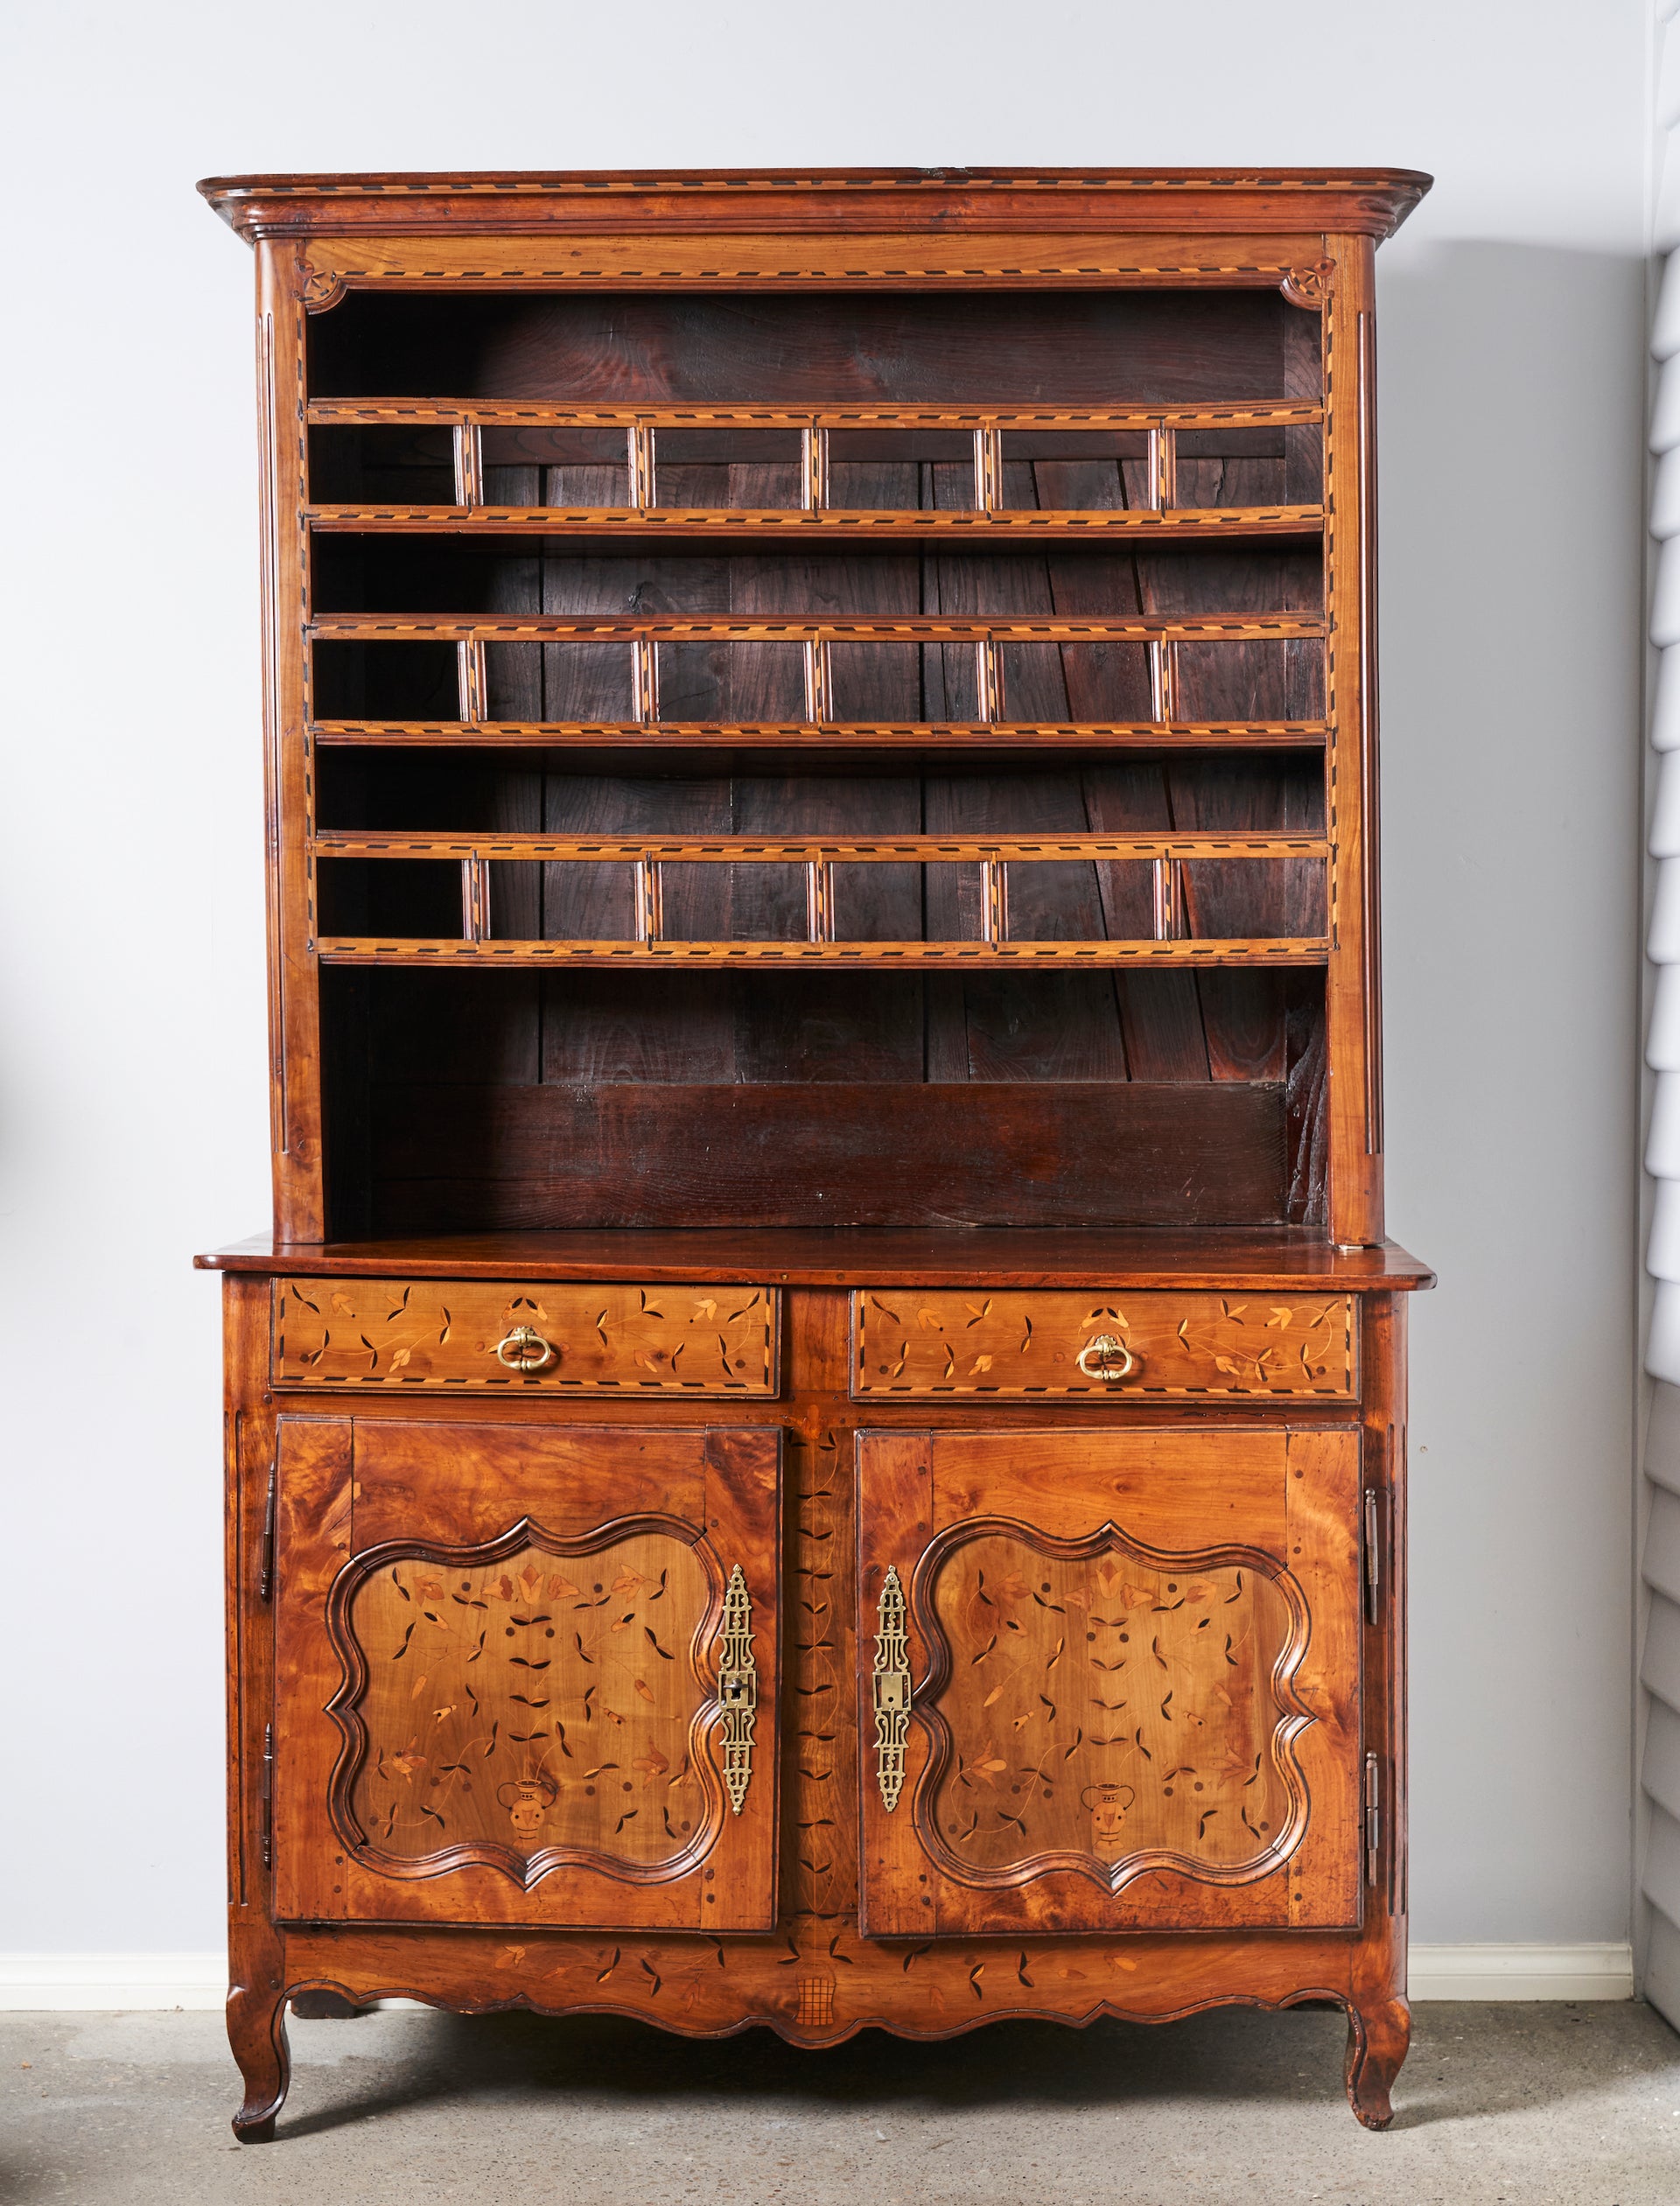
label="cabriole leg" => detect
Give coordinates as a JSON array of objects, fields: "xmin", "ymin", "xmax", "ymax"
[
  {"xmin": 1343, "ymin": 1992, "xmax": 1410, "ymax": 2129},
  {"xmin": 228, "ymin": 1978, "xmax": 291, "ymax": 2143}
]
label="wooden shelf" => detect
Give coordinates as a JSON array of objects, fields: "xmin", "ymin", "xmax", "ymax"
[
  {"xmin": 312, "ymin": 936, "xmax": 1328, "ymax": 969},
  {"xmin": 311, "ymin": 613, "xmax": 1324, "ymax": 642},
  {"xmin": 306, "ymin": 502, "xmax": 1323, "ymax": 539},
  {"xmin": 306, "ymin": 398, "xmax": 1326, "ymax": 429},
  {"xmin": 313, "ymin": 833, "xmax": 1327, "ymax": 966},
  {"xmin": 312, "ymin": 830, "xmax": 1327, "ymax": 862},
  {"xmin": 309, "ymin": 718, "xmax": 1329, "ymax": 751}
]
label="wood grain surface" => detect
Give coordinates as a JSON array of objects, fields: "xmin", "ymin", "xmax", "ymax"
[
  {"xmin": 852, "ymin": 1289, "xmax": 1356, "ymax": 1398},
  {"xmin": 211, "ymin": 164, "xmax": 1426, "ymax": 2140},
  {"xmin": 270, "ymin": 1278, "xmax": 779, "ymax": 1394}
]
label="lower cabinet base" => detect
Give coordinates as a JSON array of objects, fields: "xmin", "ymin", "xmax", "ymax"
[
  {"xmin": 227, "ymin": 1919, "xmax": 1410, "ymax": 2139},
  {"xmin": 221, "ymin": 1271, "xmax": 1416, "ymax": 2144}
]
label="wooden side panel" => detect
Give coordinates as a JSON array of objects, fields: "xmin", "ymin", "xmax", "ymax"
[
  {"xmin": 857, "ymin": 1425, "xmax": 1361, "ymax": 1937},
  {"xmin": 1321, "ymin": 236, "xmax": 1382, "ymax": 1243},
  {"xmin": 257, "ymin": 242, "xmax": 324, "ymax": 1239},
  {"xmin": 273, "ymin": 1420, "xmax": 780, "ymax": 1930}
]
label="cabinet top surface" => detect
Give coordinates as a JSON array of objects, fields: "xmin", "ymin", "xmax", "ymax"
[
  {"xmin": 198, "ymin": 166, "xmax": 1432, "ymax": 243},
  {"xmin": 195, "ymin": 1227, "xmax": 1434, "ymax": 1291}
]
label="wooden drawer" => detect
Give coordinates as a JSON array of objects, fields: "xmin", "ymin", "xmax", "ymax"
[
  {"xmin": 271, "ymin": 1278, "xmax": 779, "ymax": 1395},
  {"xmin": 851, "ymin": 1289, "xmax": 1356, "ymax": 1400}
]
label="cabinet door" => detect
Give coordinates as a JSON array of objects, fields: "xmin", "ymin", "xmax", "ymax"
[
  {"xmin": 273, "ymin": 1418, "xmax": 780, "ymax": 1930},
  {"xmin": 856, "ymin": 1425, "xmax": 1361, "ymax": 1936}
]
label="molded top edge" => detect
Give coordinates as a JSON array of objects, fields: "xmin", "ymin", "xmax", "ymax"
[
  {"xmin": 198, "ymin": 165, "xmax": 1432, "ymax": 244},
  {"xmin": 194, "ymin": 1227, "xmax": 1436, "ymax": 1292}
]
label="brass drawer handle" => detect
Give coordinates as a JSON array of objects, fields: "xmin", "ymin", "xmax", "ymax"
[
  {"xmin": 1076, "ymin": 1333, "xmax": 1138, "ymax": 1383},
  {"xmin": 494, "ymin": 1325, "xmax": 556, "ymax": 1373}
]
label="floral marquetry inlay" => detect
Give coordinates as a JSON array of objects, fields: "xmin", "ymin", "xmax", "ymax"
[
  {"xmin": 853, "ymin": 1290, "xmax": 1355, "ymax": 1397},
  {"xmin": 919, "ymin": 1525, "xmax": 1308, "ymax": 1891},
  {"xmin": 273, "ymin": 1278, "xmax": 778, "ymax": 1394},
  {"xmin": 333, "ymin": 1528, "xmax": 724, "ymax": 1883}
]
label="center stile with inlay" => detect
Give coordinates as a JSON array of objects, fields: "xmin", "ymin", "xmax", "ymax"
[{"xmin": 195, "ymin": 165, "xmax": 1433, "ymax": 2139}]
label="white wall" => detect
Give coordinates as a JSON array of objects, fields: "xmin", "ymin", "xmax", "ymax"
[{"xmin": 0, "ymin": 0, "xmax": 1648, "ymax": 1957}]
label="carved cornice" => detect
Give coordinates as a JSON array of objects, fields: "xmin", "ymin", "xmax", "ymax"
[{"xmin": 200, "ymin": 166, "xmax": 1432, "ymax": 246}]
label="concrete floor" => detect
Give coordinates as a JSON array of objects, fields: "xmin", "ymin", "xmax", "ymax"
[{"xmin": 1, "ymin": 2001, "xmax": 1676, "ymax": 2204}]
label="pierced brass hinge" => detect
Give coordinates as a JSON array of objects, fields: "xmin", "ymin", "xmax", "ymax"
[
  {"xmin": 1364, "ymin": 1752, "xmax": 1381, "ymax": 1887},
  {"xmin": 1362, "ymin": 1486, "xmax": 1381, "ymax": 1626},
  {"xmin": 259, "ymin": 1450, "xmax": 278, "ymax": 1603},
  {"xmin": 261, "ymin": 1723, "xmax": 275, "ymax": 1871},
  {"xmin": 718, "ymin": 1564, "xmax": 757, "ymax": 1815},
  {"xmin": 872, "ymin": 1565, "xmax": 912, "ymax": 1813}
]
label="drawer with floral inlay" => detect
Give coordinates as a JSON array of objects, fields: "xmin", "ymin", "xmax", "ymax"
[
  {"xmin": 270, "ymin": 1278, "xmax": 780, "ymax": 1395},
  {"xmin": 850, "ymin": 1288, "xmax": 1356, "ymax": 1399}
]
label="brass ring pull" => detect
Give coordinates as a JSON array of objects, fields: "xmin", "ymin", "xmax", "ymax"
[
  {"xmin": 1076, "ymin": 1333, "xmax": 1138, "ymax": 1383},
  {"xmin": 494, "ymin": 1325, "xmax": 556, "ymax": 1373}
]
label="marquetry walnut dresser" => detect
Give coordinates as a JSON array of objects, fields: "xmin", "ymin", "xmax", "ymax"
[{"xmin": 195, "ymin": 165, "xmax": 1434, "ymax": 2139}]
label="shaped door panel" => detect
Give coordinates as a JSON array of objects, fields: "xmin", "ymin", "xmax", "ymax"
[
  {"xmin": 273, "ymin": 1418, "xmax": 780, "ymax": 1930},
  {"xmin": 856, "ymin": 1425, "xmax": 1361, "ymax": 1936}
]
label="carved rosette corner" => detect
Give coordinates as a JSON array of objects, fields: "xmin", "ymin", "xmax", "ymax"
[
  {"xmin": 1281, "ymin": 258, "xmax": 1337, "ymax": 310},
  {"xmin": 298, "ymin": 261, "xmax": 346, "ymax": 313},
  {"xmin": 718, "ymin": 1564, "xmax": 757, "ymax": 1815},
  {"xmin": 872, "ymin": 1565, "xmax": 912, "ymax": 1811}
]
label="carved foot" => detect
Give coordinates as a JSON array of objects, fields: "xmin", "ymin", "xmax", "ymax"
[
  {"xmin": 1343, "ymin": 1993, "xmax": 1410, "ymax": 2130},
  {"xmin": 228, "ymin": 1980, "xmax": 291, "ymax": 2143}
]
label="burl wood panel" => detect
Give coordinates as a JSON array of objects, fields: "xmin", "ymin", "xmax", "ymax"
[
  {"xmin": 274, "ymin": 1418, "xmax": 780, "ymax": 1931},
  {"xmin": 343, "ymin": 1530, "xmax": 718, "ymax": 1876},
  {"xmin": 922, "ymin": 1531, "xmax": 1301, "ymax": 1882},
  {"xmin": 271, "ymin": 1278, "xmax": 779, "ymax": 1394},
  {"xmin": 853, "ymin": 1289, "xmax": 1355, "ymax": 1398},
  {"xmin": 856, "ymin": 1425, "xmax": 1362, "ymax": 1936}
]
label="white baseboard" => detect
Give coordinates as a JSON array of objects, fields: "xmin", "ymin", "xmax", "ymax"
[
  {"xmin": 0, "ymin": 1955, "xmax": 225, "ymax": 2012},
  {"xmin": 0, "ymin": 1942, "xmax": 1634, "ymax": 2012},
  {"xmin": 1408, "ymin": 1943, "xmax": 1634, "ymax": 1999}
]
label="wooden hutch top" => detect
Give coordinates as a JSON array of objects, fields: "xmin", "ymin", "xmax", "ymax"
[{"xmin": 195, "ymin": 165, "xmax": 1431, "ymax": 1282}]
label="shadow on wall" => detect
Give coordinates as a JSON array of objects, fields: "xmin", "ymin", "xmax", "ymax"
[
  {"xmin": 1376, "ymin": 235, "xmax": 1642, "ymax": 1427},
  {"xmin": 1371, "ymin": 242, "xmax": 1643, "ymax": 1949}
]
